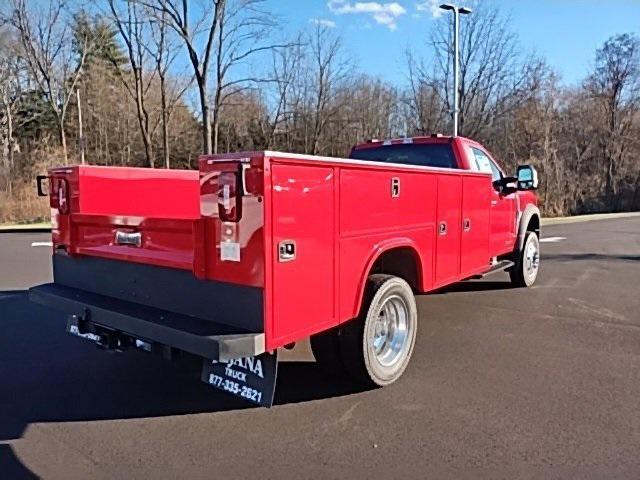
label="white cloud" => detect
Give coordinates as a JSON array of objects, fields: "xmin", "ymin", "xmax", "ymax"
[
  {"xmin": 328, "ymin": 1, "xmax": 407, "ymax": 30},
  {"xmin": 310, "ymin": 18, "xmax": 337, "ymax": 28},
  {"xmin": 416, "ymin": 0, "xmax": 443, "ymax": 18}
]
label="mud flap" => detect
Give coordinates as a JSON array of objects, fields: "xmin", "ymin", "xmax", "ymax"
[{"xmin": 201, "ymin": 350, "xmax": 278, "ymax": 407}]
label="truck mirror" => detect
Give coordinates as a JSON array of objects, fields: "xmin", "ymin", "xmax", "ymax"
[
  {"xmin": 492, "ymin": 176, "xmax": 517, "ymax": 195},
  {"xmin": 517, "ymin": 165, "xmax": 538, "ymax": 190},
  {"xmin": 36, "ymin": 175, "xmax": 49, "ymax": 197}
]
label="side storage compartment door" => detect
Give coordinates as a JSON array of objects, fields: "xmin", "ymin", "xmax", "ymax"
[
  {"xmin": 435, "ymin": 175, "xmax": 462, "ymax": 287},
  {"xmin": 460, "ymin": 175, "xmax": 491, "ymax": 277},
  {"xmin": 271, "ymin": 164, "xmax": 335, "ymax": 345}
]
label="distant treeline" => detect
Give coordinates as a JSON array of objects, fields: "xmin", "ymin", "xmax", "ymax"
[{"xmin": 1, "ymin": 0, "xmax": 638, "ymax": 223}]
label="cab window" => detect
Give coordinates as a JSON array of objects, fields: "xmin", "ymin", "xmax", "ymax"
[
  {"xmin": 349, "ymin": 143, "xmax": 457, "ymax": 169},
  {"xmin": 469, "ymin": 147, "xmax": 502, "ymax": 182}
]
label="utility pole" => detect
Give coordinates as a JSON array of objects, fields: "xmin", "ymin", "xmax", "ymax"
[
  {"xmin": 76, "ymin": 88, "xmax": 85, "ymax": 165},
  {"xmin": 439, "ymin": 4, "xmax": 472, "ymax": 138}
]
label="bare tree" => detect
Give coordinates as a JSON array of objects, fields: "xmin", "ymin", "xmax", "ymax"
[
  {"xmin": 143, "ymin": 0, "xmax": 226, "ymax": 155},
  {"xmin": 403, "ymin": 49, "xmax": 446, "ymax": 135},
  {"xmin": 424, "ymin": 3, "xmax": 539, "ymax": 137},
  {"xmin": 263, "ymin": 41, "xmax": 304, "ymax": 149},
  {"xmin": 7, "ymin": 0, "xmax": 94, "ymax": 162},
  {"xmin": 142, "ymin": 0, "xmax": 291, "ymax": 155},
  {"xmin": 491, "ymin": 68, "xmax": 565, "ymax": 213},
  {"xmin": 147, "ymin": 6, "xmax": 170, "ymax": 168},
  {"xmin": 210, "ymin": 0, "xmax": 287, "ymax": 153},
  {"xmin": 262, "ymin": 38, "xmax": 304, "ymax": 149},
  {"xmin": 145, "ymin": 7, "xmax": 192, "ymax": 168},
  {"xmin": 108, "ymin": 0, "xmax": 156, "ymax": 167},
  {"xmin": 308, "ymin": 25, "xmax": 352, "ymax": 155},
  {"xmin": 347, "ymin": 76, "xmax": 399, "ymax": 142},
  {"xmin": 269, "ymin": 37, "xmax": 311, "ymax": 153},
  {"xmin": 587, "ymin": 33, "xmax": 640, "ymax": 207},
  {"xmin": 0, "ymin": 30, "xmax": 22, "ymax": 194}
]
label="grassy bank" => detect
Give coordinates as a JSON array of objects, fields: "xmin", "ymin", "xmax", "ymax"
[{"xmin": 0, "ymin": 185, "xmax": 50, "ymax": 227}]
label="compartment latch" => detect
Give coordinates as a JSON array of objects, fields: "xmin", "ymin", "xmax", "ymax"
[{"xmin": 278, "ymin": 240, "xmax": 296, "ymax": 262}]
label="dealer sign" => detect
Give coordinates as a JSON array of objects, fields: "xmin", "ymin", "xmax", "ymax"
[{"xmin": 201, "ymin": 351, "xmax": 278, "ymax": 407}]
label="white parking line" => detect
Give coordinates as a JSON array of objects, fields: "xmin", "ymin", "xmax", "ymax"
[
  {"xmin": 31, "ymin": 242, "xmax": 53, "ymax": 247},
  {"xmin": 540, "ymin": 236, "xmax": 566, "ymax": 243}
]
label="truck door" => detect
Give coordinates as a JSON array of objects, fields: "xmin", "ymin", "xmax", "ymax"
[
  {"xmin": 270, "ymin": 163, "xmax": 336, "ymax": 346},
  {"xmin": 460, "ymin": 175, "xmax": 491, "ymax": 277},
  {"xmin": 435, "ymin": 175, "xmax": 462, "ymax": 287},
  {"xmin": 468, "ymin": 147, "xmax": 516, "ymax": 257}
]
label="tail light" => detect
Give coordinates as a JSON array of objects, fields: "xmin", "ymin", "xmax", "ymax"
[
  {"xmin": 51, "ymin": 177, "xmax": 70, "ymax": 214},
  {"xmin": 218, "ymin": 170, "xmax": 242, "ymax": 222}
]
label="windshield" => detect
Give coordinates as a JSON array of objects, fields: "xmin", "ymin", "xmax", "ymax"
[{"xmin": 349, "ymin": 143, "xmax": 457, "ymax": 169}]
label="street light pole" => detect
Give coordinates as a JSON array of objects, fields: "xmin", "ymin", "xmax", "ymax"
[
  {"xmin": 453, "ymin": 7, "xmax": 460, "ymax": 138},
  {"xmin": 439, "ymin": 4, "xmax": 472, "ymax": 138},
  {"xmin": 76, "ymin": 88, "xmax": 85, "ymax": 165}
]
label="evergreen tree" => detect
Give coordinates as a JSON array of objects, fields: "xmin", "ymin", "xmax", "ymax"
[{"xmin": 73, "ymin": 12, "xmax": 127, "ymax": 72}]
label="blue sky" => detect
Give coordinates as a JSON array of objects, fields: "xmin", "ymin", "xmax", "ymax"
[{"xmin": 266, "ymin": 0, "xmax": 640, "ymax": 87}]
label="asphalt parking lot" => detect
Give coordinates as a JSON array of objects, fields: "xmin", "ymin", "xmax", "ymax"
[{"xmin": 1, "ymin": 216, "xmax": 639, "ymax": 479}]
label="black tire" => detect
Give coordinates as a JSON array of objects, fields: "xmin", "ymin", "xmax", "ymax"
[
  {"xmin": 310, "ymin": 325, "xmax": 346, "ymax": 375},
  {"xmin": 338, "ymin": 274, "xmax": 418, "ymax": 387},
  {"xmin": 510, "ymin": 231, "xmax": 540, "ymax": 287}
]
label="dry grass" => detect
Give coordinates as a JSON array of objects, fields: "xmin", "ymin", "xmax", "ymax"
[
  {"xmin": 0, "ymin": 149, "xmax": 64, "ymax": 225},
  {"xmin": 0, "ymin": 183, "xmax": 50, "ymax": 225}
]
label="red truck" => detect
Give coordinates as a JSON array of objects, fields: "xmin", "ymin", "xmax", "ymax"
[{"xmin": 31, "ymin": 135, "xmax": 540, "ymax": 406}]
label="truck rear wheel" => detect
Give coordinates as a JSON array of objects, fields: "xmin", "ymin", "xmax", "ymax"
[
  {"xmin": 340, "ymin": 274, "xmax": 418, "ymax": 387},
  {"xmin": 510, "ymin": 231, "xmax": 540, "ymax": 287}
]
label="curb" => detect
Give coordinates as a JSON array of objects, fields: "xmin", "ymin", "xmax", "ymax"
[
  {"xmin": 0, "ymin": 225, "xmax": 52, "ymax": 234},
  {"xmin": 541, "ymin": 211, "xmax": 640, "ymax": 226}
]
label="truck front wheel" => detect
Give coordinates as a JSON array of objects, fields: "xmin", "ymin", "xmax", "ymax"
[
  {"xmin": 340, "ymin": 274, "xmax": 418, "ymax": 387},
  {"xmin": 510, "ymin": 231, "xmax": 540, "ymax": 287}
]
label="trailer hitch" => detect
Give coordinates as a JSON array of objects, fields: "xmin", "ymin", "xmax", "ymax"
[{"xmin": 67, "ymin": 314, "xmax": 129, "ymax": 353}]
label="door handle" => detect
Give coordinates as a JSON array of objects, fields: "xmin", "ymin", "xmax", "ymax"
[{"xmin": 438, "ymin": 221, "xmax": 447, "ymax": 236}]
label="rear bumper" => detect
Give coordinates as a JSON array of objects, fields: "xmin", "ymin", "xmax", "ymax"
[{"xmin": 29, "ymin": 283, "xmax": 265, "ymax": 361}]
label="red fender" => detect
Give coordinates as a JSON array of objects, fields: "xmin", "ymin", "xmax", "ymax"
[{"xmin": 350, "ymin": 237, "xmax": 426, "ymax": 319}]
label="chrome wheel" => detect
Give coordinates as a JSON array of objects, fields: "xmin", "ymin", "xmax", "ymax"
[
  {"xmin": 510, "ymin": 231, "xmax": 540, "ymax": 287},
  {"xmin": 524, "ymin": 239, "xmax": 540, "ymax": 278},
  {"xmin": 371, "ymin": 294, "xmax": 410, "ymax": 368},
  {"xmin": 342, "ymin": 274, "xmax": 417, "ymax": 387}
]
